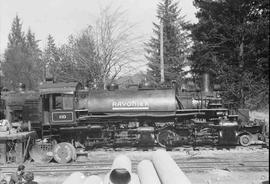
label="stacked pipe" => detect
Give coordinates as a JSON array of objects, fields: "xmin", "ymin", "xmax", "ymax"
[
  {"xmin": 62, "ymin": 150, "xmax": 191, "ymax": 184},
  {"xmin": 150, "ymin": 149, "xmax": 191, "ymax": 184},
  {"xmin": 62, "ymin": 172, "xmax": 103, "ymax": 184},
  {"xmin": 103, "ymin": 155, "xmax": 140, "ymax": 184}
]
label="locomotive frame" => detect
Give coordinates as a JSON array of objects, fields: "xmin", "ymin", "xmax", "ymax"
[{"xmin": 0, "ymin": 77, "xmax": 267, "ymax": 150}]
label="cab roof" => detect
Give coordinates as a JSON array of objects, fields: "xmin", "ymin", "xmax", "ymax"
[{"xmin": 39, "ymin": 82, "xmax": 83, "ymax": 94}]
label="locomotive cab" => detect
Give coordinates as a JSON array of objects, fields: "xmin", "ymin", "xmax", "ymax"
[{"xmin": 39, "ymin": 82, "xmax": 83, "ymax": 128}]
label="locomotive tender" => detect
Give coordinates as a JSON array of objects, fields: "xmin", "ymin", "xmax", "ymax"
[{"xmin": 1, "ymin": 74, "xmax": 266, "ymax": 149}]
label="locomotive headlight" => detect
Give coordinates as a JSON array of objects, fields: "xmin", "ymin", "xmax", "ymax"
[
  {"xmin": 216, "ymin": 93, "xmax": 221, "ymax": 98},
  {"xmin": 217, "ymin": 111, "xmax": 224, "ymax": 115}
]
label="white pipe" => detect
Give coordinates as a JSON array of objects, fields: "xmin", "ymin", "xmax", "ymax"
[
  {"xmin": 83, "ymin": 175, "xmax": 103, "ymax": 184},
  {"xmin": 104, "ymin": 173, "xmax": 140, "ymax": 184},
  {"xmin": 104, "ymin": 155, "xmax": 132, "ymax": 184},
  {"xmin": 152, "ymin": 150, "xmax": 191, "ymax": 184},
  {"xmin": 130, "ymin": 173, "xmax": 140, "ymax": 184},
  {"xmin": 62, "ymin": 172, "xmax": 85, "ymax": 184},
  {"xmin": 137, "ymin": 160, "xmax": 161, "ymax": 184}
]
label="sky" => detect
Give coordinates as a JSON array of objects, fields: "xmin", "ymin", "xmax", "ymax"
[{"xmin": 0, "ymin": 0, "xmax": 198, "ymax": 73}]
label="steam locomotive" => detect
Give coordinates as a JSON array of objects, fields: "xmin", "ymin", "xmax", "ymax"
[{"xmin": 0, "ymin": 74, "xmax": 267, "ymax": 149}]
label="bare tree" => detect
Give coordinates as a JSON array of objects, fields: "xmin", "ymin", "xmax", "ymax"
[
  {"xmin": 56, "ymin": 6, "xmax": 144, "ymax": 89},
  {"xmin": 93, "ymin": 5, "xmax": 144, "ymax": 89}
]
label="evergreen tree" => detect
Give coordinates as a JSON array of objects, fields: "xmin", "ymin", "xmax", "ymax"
[
  {"xmin": 42, "ymin": 35, "xmax": 60, "ymax": 81},
  {"xmin": 2, "ymin": 15, "xmax": 26, "ymax": 90},
  {"xmin": 7, "ymin": 15, "xmax": 25, "ymax": 47},
  {"xmin": 25, "ymin": 29, "xmax": 42, "ymax": 89},
  {"xmin": 190, "ymin": 0, "xmax": 269, "ymax": 109},
  {"xmin": 2, "ymin": 16, "xmax": 42, "ymax": 90},
  {"xmin": 145, "ymin": 0, "xmax": 191, "ymax": 85}
]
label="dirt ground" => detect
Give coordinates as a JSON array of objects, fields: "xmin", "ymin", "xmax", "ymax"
[
  {"xmin": 32, "ymin": 170, "xmax": 269, "ymax": 184},
  {"xmin": 31, "ymin": 170, "xmax": 269, "ymax": 184},
  {"xmin": 1, "ymin": 148, "xmax": 268, "ymax": 184}
]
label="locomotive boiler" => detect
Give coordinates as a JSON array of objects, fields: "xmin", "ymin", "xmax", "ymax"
[{"xmin": 79, "ymin": 88, "xmax": 179, "ymax": 119}]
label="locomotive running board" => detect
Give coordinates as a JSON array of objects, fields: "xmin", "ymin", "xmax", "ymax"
[
  {"xmin": 78, "ymin": 108, "xmax": 228, "ymax": 120},
  {"xmin": 176, "ymin": 108, "xmax": 228, "ymax": 113},
  {"xmin": 78, "ymin": 113, "xmax": 178, "ymax": 120},
  {"xmin": 175, "ymin": 108, "xmax": 228, "ymax": 118}
]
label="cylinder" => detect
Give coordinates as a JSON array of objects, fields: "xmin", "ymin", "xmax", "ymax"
[
  {"xmin": 104, "ymin": 155, "xmax": 132, "ymax": 184},
  {"xmin": 83, "ymin": 175, "xmax": 103, "ymax": 184},
  {"xmin": 152, "ymin": 150, "xmax": 191, "ymax": 184},
  {"xmin": 202, "ymin": 73, "xmax": 211, "ymax": 93},
  {"xmin": 137, "ymin": 160, "xmax": 161, "ymax": 184},
  {"xmin": 62, "ymin": 172, "xmax": 85, "ymax": 184}
]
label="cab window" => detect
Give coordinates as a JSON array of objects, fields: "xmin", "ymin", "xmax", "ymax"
[
  {"xmin": 52, "ymin": 94, "xmax": 73, "ymax": 110},
  {"xmin": 63, "ymin": 95, "xmax": 73, "ymax": 110},
  {"xmin": 53, "ymin": 94, "xmax": 63, "ymax": 110}
]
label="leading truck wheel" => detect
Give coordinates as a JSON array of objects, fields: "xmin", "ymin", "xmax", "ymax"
[{"xmin": 239, "ymin": 134, "xmax": 252, "ymax": 146}]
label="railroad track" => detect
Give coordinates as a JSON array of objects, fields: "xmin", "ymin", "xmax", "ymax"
[
  {"xmin": 1, "ymin": 160, "xmax": 268, "ymax": 175},
  {"xmin": 0, "ymin": 146, "xmax": 268, "ymax": 175},
  {"xmin": 93, "ymin": 144, "xmax": 268, "ymax": 151}
]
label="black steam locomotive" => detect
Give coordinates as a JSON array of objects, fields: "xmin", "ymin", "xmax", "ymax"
[{"xmin": 0, "ymin": 74, "xmax": 266, "ymax": 149}]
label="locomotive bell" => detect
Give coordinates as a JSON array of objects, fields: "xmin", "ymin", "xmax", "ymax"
[
  {"xmin": 213, "ymin": 84, "xmax": 221, "ymax": 91},
  {"xmin": 18, "ymin": 83, "xmax": 26, "ymax": 92}
]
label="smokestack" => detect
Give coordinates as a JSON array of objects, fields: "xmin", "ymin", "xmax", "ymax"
[{"xmin": 202, "ymin": 73, "xmax": 211, "ymax": 93}]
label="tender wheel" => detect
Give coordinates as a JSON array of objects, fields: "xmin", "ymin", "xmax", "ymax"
[
  {"xmin": 157, "ymin": 130, "xmax": 178, "ymax": 148},
  {"xmin": 239, "ymin": 134, "xmax": 252, "ymax": 146}
]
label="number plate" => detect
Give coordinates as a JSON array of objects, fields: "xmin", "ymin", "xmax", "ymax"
[{"xmin": 52, "ymin": 112, "xmax": 73, "ymax": 122}]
